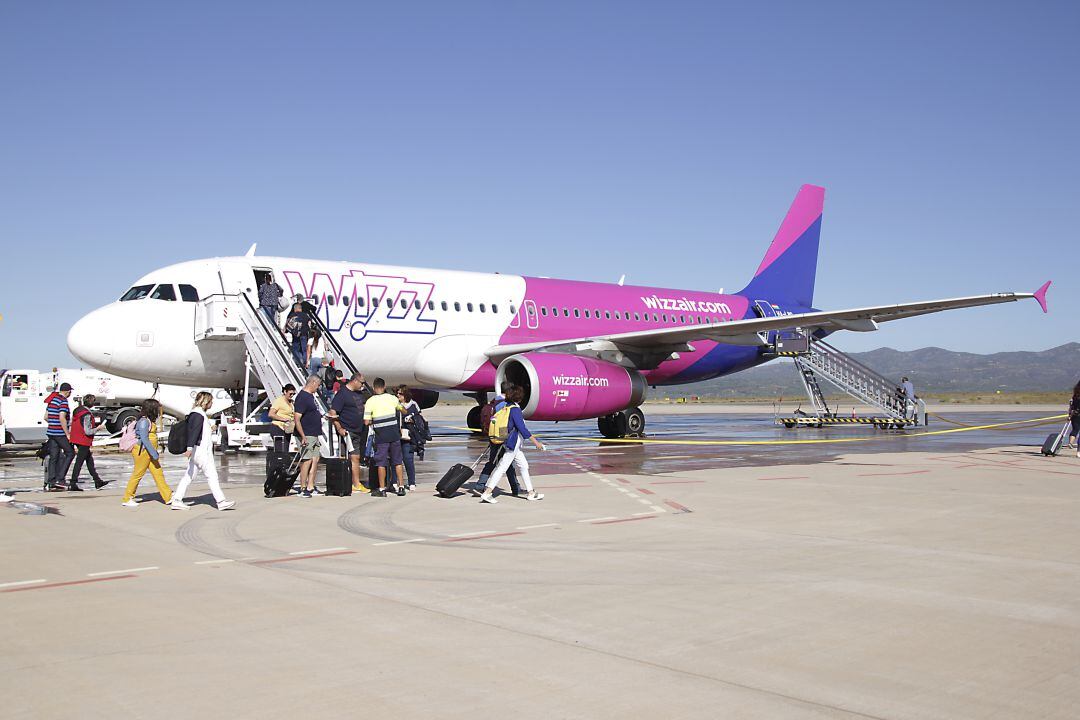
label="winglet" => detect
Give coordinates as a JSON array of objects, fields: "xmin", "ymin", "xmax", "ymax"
[
  {"xmin": 1033, "ymin": 280, "xmax": 1051, "ymax": 313},
  {"xmin": 245, "ymin": 243, "xmax": 257, "ymax": 257}
]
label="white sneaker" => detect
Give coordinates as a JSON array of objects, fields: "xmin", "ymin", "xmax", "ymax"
[
  {"xmin": 217, "ymin": 499, "xmax": 236, "ymax": 511},
  {"xmin": 169, "ymin": 499, "xmax": 190, "ymax": 510},
  {"xmin": 121, "ymin": 499, "xmax": 138, "ymax": 508},
  {"xmin": 479, "ymin": 493, "xmax": 498, "ymax": 504},
  {"xmin": 527, "ymin": 492, "xmax": 545, "ymax": 501}
]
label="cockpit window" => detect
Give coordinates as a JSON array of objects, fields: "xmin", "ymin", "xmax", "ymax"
[
  {"xmin": 120, "ymin": 285, "xmax": 153, "ymax": 301},
  {"xmin": 150, "ymin": 284, "xmax": 177, "ymax": 301},
  {"xmin": 178, "ymin": 284, "xmax": 199, "ymax": 302}
]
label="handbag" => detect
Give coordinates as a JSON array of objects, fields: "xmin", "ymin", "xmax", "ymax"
[{"xmin": 283, "ymin": 419, "xmax": 295, "ymax": 434}]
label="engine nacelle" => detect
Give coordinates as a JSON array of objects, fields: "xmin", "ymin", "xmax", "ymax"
[
  {"xmin": 411, "ymin": 389, "xmax": 440, "ymax": 410},
  {"xmin": 495, "ymin": 353, "xmax": 647, "ymax": 421}
]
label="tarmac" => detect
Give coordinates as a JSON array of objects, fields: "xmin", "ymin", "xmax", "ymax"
[{"xmin": 1, "ymin": 409, "xmax": 1078, "ymax": 719}]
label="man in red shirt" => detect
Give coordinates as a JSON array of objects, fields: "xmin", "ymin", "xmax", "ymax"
[{"xmin": 69, "ymin": 394, "xmax": 111, "ymax": 490}]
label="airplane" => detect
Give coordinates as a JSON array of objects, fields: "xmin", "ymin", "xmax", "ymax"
[{"xmin": 66, "ymin": 185, "xmax": 1051, "ymax": 438}]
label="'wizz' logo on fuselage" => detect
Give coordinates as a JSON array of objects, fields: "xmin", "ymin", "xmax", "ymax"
[{"xmin": 282, "ymin": 269, "xmax": 438, "ymax": 342}]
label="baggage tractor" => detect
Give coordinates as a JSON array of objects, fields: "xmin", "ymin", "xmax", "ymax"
[
  {"xmin": 324, "ymin": 433, "xmax": 352, "ymax": 496},
  {"xmin": 265, "ymin": 450, "xmax": 301, "ymax": 497},
  {"xmin": 436, "ymin": 452, "xmax": 487, "ymax": 498},
  {"xmin": 1041, "ymin": 422, "xmax": 1070, "ymax": 457}
]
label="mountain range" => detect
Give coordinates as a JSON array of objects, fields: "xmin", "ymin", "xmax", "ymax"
[{"xmin": 659, "ymin": 343, "xmax": 1080, "ymax": 399}]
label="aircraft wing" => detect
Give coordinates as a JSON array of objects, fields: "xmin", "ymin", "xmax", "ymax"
[{"xmin": 485, "ymin": 284, "xmax": 1050, "ymax": 365}]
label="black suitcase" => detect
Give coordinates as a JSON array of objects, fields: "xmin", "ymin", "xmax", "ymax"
[
  {"xmin": 265, "ymin": 451, "xmax": 301, "ymax": 497},
  {"xmin": 1041, "ymin": 422, "xmax": 1070, "ymax": 457},
  {"xmin": 324, "ymin": 435, "xmax": 352, "ymax": 496},
  {"xmin": 435, "ymin": 452, "xmax": 488, "ymax": 498}
]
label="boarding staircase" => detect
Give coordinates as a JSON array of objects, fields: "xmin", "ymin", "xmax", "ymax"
[
  {"xmin": 773, "ymin": 337, "xmax": 926, "ymax": 427},
  {"xmin": 195, "ymin": 293, "xmax": 357, "ymax": 452}
]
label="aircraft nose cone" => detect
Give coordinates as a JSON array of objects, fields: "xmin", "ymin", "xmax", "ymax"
[{"xmin": 67, "ymin": 307, "xmax": 114, "ymax": 370}]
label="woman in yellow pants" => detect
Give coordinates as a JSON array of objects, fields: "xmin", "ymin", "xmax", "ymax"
[{"xmin": 121, "ymin": 399, "xmax": 173, "ymax": 507}]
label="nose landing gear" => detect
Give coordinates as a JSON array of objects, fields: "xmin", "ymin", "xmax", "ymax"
[{"xmin": 598, "ymin": 407, "xmax": 645, "ymax": 439}]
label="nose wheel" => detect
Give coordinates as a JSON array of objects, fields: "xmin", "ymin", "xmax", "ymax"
[{"xmin": 598, "ymin": 407, "xmax": 645, "ymax": 439}]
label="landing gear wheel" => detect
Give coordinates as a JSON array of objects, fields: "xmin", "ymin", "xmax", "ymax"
[
  {"xmin": 624, "ymin": 407, "xmax": 646, "ymax": 436},
  {"xmin": 466, "ymin": 405, "xmax": 483, "ymax": 434},
  {"xmin": 598, "ymin": 414, "xmax": 622, "ymax": 439}
]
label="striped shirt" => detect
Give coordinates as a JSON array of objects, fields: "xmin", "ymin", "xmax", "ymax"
[{"xmin": 46, "ymin": 394, "xmax": 70, "ymax": 436}]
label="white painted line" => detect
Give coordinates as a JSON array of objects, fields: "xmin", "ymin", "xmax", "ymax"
[
  {"xmin": 372, "ymin": 538, "xmax": 425, "ymax": 546},
  {"xmin": 87, "ymin": 566, "xmax": 159, "ymax": 577},
  {"xmin": 517, "ymin": 523, "xmax": 559, "ymax": 530},
  {"xmin": 636, "ymin": 498, "xmax": 653, "ymax": 505},
  {"xmin": 649, "ymin": 505, "xmax": 667, "ymax": 513},
  {"xmin": 0, "ymin": 579, "xmax": 47, "ymax": 589},
  {"xmin": 194, "ymin": 559, "xmax": 235, "ymax": 565},
  {"xmin": 288, "ymin": 547, "xmax": 347, "ymax": 556},
  {"xmin": 633, "ymin": 511, "xmax": 661, "ymax": 516},
  {"xmin": 448, "ymin": 531, "xmax": 496, "ymax": 538},
  {"xmin": 579, "ymin": 517, "xmax": 617, "ymax": 523},
  {"xmin": 627, "ymin": 493, "xmax": 641, "ymax": 499},
  {"xmin": 615, "ymin": 487, "xmax": 630, "ymax": 493}
]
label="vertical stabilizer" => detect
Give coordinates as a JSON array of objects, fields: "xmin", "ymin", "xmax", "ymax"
[{"xmin": 738, "ymin": 184, "xmax": 824, "ymax": 309}]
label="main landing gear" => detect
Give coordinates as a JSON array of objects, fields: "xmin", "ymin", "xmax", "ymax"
[
  {"xmin": 465, "ymin": 392, "xmax": 489, "ymax": 434},
  {"xmin": 598, "ymin": 407, "xmax": 645, "ymax": 439}
]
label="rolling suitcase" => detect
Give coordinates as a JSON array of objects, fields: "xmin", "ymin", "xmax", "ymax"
[
  {"xmin": 435, "ymin": 451, "xmax": 487, "ymax": 498},
  {"xmin": 1040, "ymin": 422, "xmax": 1070, "ymax": 457},
  {"xmin": 324, "ymin": 433, "xmax": 352, "ymax": 496},
  {"xmin": 265, "ymin": 450, "xmax": 301, "ymax": 497}
]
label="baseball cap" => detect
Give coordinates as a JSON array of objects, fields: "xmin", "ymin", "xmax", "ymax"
[{"xmin": 59, "ymin": 382, "xmax": 73, "ymax": 391}]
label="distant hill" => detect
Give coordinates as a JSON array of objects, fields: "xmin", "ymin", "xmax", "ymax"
[{"xmin": 658, "ymin": 343, "xmax": 1080, "ymax": 399}]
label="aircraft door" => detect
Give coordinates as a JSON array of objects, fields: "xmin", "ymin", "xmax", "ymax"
[
  {"xmin": 524, "ymin": 300, "xmax": 539, "ymax": 330},
  {"xmin": 752, "ymin": 300, "xmax": 778, "ymax": 346},
  {"xmin": 217, "ymin": 261, "xmax": 258, "ymax": 302}
]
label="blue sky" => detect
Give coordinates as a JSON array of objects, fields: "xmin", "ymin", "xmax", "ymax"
[{"xmin": 1, "ymin": 1, "xmax": 1076, "ymax": 371}]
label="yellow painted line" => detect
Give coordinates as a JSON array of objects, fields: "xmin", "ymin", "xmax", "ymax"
[{"xmin": 440, "ymin": 416, "xmax": 1068, "ymax": 447}]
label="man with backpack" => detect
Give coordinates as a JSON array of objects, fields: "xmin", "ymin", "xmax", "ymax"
[
  {"xmin": 472, "ymin": 390, "xmax": 520, "ymax": 496},
  {"xmin": 284, "ymin": 303, "xmax": 310, "ymax": 368},
  {"xmin": 479, "ymin": 385, "xmax": 546, "ymax": 504},
  {"xmin": 69, "ymin": 393, "xmax": 111, "ymax": 490}
]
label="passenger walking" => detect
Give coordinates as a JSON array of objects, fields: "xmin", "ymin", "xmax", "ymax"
[
  {"xmin": 258, "ymin": 273, "xmax": 285, "ymax": 327},
  {"xmin": 901, "ymin": 376, "xmax": 917, "ymax": 420},
  {"xmin": 285, "ymin": 303, "xmax": 310, "ymax": 368},
  {"xmin": 171, "ymin": 392, "xmax": 235, "ymax": 511},
  {"xmin": 1067, "ymin": 381, "xmax": 1080, "ymax": 453},
  {"xmin": 330, "ymin": 372, "xmax": 373, "ymax": 494},
  {"xmin": 293, "ymin": 375, "xmax": 324, "ymax": 498},
  {"xmin": 364, "ymin": 378, "xmax": 407, "ymax": 497},
  {"xmin": 121, "ymin": 399, "xmax": 173, "ymax": 507},
  {"xmin": 479, "ymin": 386, "xmax": 546, "ymax": 504},
  {"xmin": 472, "ymin": 390, "xmax": 521, "ymax": 496},
  {"xmin": 397, "ymin": 386, "xmax": 421, "ymax": 491},
  {"xmin": 44, "ymin": 382, "xmax": 75, "ymax": 491},
  {"xmin": 268, "ymin": 384, "xmax": 296, "ymax": 452},
  {"xmin": 69, "ymin": 393, "xmax": 111, "ymax": 490}
]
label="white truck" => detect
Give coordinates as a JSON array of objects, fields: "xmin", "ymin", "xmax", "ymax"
[{"xmin": 0, "ymin": 368, "xmax": 235, "ymax": 445}]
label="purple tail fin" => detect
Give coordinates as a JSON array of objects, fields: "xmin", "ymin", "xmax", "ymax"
[{"xmin": 738, "ymin": 184, "xmax": 825, "ymax": 309}]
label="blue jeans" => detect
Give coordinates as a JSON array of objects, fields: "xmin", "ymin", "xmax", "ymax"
[
  {"xmin": 402, "ymin": 441, "xmax": 416, "ymax": 487},
  {"xmin": 260, "ymin": 305, "xmax": 277, "ymax": 327},
  {"xmin": 290, "ymin": 336, "xmax": 307, "ymax": 368}
]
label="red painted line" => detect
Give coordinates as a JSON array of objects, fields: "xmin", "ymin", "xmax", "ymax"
[
  {"xmin": 616, "ymin": 478, "xmax": 632, "ymax": 485},
  {"xmin": 637, "ymin": 488, "xmax": 655, "ymax": 495},
  {"xmin": 592, "ymin": 516, "xmax": 657, "ymax": 525},
  {"xmin": 444, "ymin": 531, "xmax": 524, "ymax": 543},
  {"xmin": 648, "ymin": 480, "xmax": 706, "ymax": 485},
  {"xmin": 664, "ymin": 500, "xmax": 692, "ymax": 513},
  {"xmin": 857, "ymin": 470, "xmax": 930, "ymax": 477},
  {"xmin": 251, "ymin": 550, "xmax": 356, "ymax": 565},
  {"xmin": 757, "ymin": 476, "xmax": 810, "ymax": 481},
  {"xmin": 1, "ymin": 574, "xmax": 136, "ymax": 593}
]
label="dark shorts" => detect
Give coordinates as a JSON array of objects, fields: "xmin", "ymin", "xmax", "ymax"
[
  {"xmin": 347, "ymin": 428, "xmax": 367, "ymax": 456},
  {"xmin": 374, "ymin": 440, "xmax": 403, "ymax": 467}
]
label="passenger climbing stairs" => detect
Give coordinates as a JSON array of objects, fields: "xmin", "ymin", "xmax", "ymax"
[{"xmin": 773, "ymin": 338, "xmax": 926, "ymax": 428}]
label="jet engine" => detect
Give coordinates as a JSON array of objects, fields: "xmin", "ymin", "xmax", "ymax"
[{"xmin": 495, "ymin": 353, "xmax": 647, "ymax": 421}]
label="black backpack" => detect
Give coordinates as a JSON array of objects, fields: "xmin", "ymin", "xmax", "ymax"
[{"xmin": 167, "ymin": 414, "xmax": 190, "ymax": 455}]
